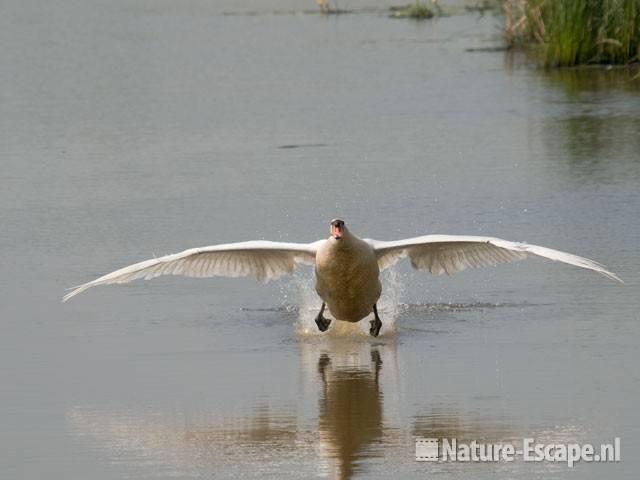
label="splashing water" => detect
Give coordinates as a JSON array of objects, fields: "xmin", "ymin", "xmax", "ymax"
[
  {"xmin": 279, "ymin": 266, "xmax": 406, "ymax": 337},
  {"xmin": 378, "ymin": 265, "xmax": 406, "ymax": 321}
]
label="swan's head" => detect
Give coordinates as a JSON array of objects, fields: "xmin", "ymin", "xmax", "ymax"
[{"xmin": 330, "ymin": 219, "xmax": 346, "ymax": 240}]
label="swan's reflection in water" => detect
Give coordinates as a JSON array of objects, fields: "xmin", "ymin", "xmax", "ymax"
[
  {"xmin": 66, "ymin": 337, "xmax": 585, "ymax": 479},
  {"xmin": 315, "ymin": 343, "xmax": 387, "ymax": 479}
]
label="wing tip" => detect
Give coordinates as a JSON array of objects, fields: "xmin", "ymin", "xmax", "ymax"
[
  {"xmin": 602, "ymin": 270, "xmax": 624, "ymax": 284},
  {"xmin": 61, "ymin": 290, "xmax": 78, "ymax": 303},
  {"xmin": 61, "ymin": 283, "xmax": 91, "ymax": 302}
]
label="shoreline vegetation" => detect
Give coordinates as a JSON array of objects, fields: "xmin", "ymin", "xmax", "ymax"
[
  {"xmin": 503, "ymin": 0, "xmax": 640, "ymax": 67},
  {"xmin": 389, "ymin": 2, "xmax": 435, "ymax": 19},
  {"xmin": 231, "ymin": 1, "xmax": 639, "ymax": 69},
  {"xmin": 316, "ymin": 0, "xmax": 440, "ymax": 19}
]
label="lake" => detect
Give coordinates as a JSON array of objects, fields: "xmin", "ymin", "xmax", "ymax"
[{"xmin": 1, "ymin": 0, "xmax": 639, "ymax": 478}]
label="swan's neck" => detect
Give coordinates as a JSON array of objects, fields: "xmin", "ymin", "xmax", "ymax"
[{"xmin": 327, "ymin": 230, "xmax": 359, "ymax": 251}]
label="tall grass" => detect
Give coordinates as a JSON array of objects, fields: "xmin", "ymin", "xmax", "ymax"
[{"xmin": 504, "ymin": 0, "xmax": 640, "ymax": 66}]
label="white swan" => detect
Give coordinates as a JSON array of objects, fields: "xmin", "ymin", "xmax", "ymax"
[{"xmin": 63, "ymin": 219, "xmax": 621, "ymax": 336}]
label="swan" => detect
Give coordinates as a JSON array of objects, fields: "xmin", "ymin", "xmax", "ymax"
[{"xmin": 63, "ymin": 219, "xmax": 622, "ymax": 336}]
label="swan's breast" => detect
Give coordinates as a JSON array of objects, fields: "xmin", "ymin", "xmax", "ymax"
[{"xmin": 314, "ymin": 238, "xmax": 381, "ymax": 321}]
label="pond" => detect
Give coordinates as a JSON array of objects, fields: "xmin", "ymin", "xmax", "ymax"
[{"xmin": 1, "ymin": 1, "xmax": 639, "ymax": 478}]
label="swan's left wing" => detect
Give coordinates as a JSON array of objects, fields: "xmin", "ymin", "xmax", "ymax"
[
  {"xmin": 63, "ymin": 240, "xmax": 324, "ymax": 302},
  {"xmin": 366, "ymin": 235, "xmax": 621, "ymax": 282}
]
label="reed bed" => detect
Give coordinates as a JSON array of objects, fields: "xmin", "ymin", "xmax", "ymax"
[{"xmin": 504, "ymin": 0, "xmax": 640, "ymax": 66}]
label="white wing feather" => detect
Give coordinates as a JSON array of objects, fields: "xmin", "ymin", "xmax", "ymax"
[
  {"xmin": 366, "ymin": 235, "xmax": 621, "ymax": 282},
  {"xmin": 63, "ymin": 240, "xmax": 324, "ymax": 302}
]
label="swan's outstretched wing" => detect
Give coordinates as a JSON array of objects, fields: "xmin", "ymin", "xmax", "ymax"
[
  {"xmin": 366, "ymin": 235, "xmax": 621, "ymax": 282},
  {"xmin": 63, "ymin": 240, "xmax": 324, "ymax": 302}
]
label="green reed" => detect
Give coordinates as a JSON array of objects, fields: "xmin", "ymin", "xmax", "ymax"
[{"xmin": 504, "ymin": 0, "xmax": 640, "ymax": 66}]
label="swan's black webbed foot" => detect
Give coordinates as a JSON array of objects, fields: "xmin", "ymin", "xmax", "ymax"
[
  {"xmin": 316, "ymin": 315, "xmax": 331, "ymax": 332},
  {"xmin": 315, "ymin": 302, "xmax": 331, "ymax": 332},
  {"xmin": 369, "ymin": 304, "xmax": 382, "ymax": 337}
]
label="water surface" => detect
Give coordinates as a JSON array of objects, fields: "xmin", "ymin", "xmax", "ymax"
[{"xmin": 1, "ymin": 1, "xmax": 639, "ymax": 478}]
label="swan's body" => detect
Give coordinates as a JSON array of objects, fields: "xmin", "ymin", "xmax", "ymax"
[
  {"xmin": 315, "ymin": 231, "xmax": 381, "ymax": 322},
  {"xmin": 63, "ymin": 219, "xmax": 621, "ymax": 335}
]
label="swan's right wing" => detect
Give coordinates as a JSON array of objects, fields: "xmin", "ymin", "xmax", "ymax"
[{"xmin": 63, "ymin": 240, "xmax": 324, "ymax": 302}]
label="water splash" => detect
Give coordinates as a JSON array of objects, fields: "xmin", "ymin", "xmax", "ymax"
[
  {"xmin": 279, "ymin": 266, "xmax": 406, "ymax": 338},
  {"xmin": 378, "ymin": 265, "xmax": 406, "ymax": 322}
]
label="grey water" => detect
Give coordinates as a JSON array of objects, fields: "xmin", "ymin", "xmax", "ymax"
[{"xmin": 1, "ymin": 1, "xmax": 639, "ymax": 478}]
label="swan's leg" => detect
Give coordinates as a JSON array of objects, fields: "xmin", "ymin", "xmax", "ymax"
[
  {"xmin": 315, "ymin": 302, "xmax": 331, "ymax": 332},
  {"xmin": 370, "ymin": 304, "xmax": 382, "ymax": 337}
]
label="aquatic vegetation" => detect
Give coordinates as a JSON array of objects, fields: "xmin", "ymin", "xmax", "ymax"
[
  {"xmin": 314, "ymin": 0, "xmax": 351, "ymax": 15},
  {"xmin": 389, "ymin": 2, "xmax": 435, "ymax": 19},
  {"xmin": 504, "ymin": 0, "xmax": 640, "ymax": 66}
]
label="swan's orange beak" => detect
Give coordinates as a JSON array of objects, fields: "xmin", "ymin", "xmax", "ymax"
[{"xmin": 331, "ymin": 224, "xmax": 342, "ymax": 239}]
